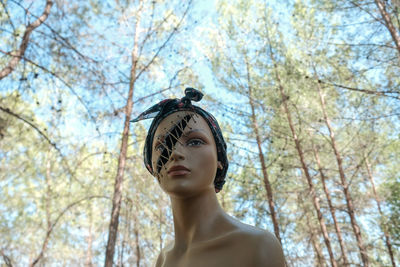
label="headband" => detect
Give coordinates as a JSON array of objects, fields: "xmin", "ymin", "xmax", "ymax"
[{"xmin": 131, "ymin": 88, "xmax": 228, "ymax": 192}]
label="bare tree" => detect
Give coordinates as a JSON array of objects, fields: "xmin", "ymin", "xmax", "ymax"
[
  {"xmin": 104, "ymin": 1, "xmax": 193, "ymax": 266},
  {"xmin": 245, "ymin": 59, "xmax": 283, "ymax": 245}
]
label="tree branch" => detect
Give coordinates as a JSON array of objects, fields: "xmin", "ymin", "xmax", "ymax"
[
  {"xmin": 0, "ymin": 0, "xmax": 16, "ymax": 32},
  {"xmin": 0, "ymin": 0, "xmax": 53, "ymax": 80},
  {"xmin": 319, "ymin": 80, "xmax": 400, "ymax": 100},
  {"xmin": 0, "ymin": 50, "xmax": 101, "ymax": 134},
  {"xmin": 30, "ymin": 195, "xmax": 108, "ymax": 267},
  {"xmin": 0, "ymin": 106, "xmax": 56, "ymax": 149},
  {"xmin": 374, "ymin": 0, "xmax": 400, "ymax": 58},
  {"xmin": 0, "ymin": 105, "xmax": 85, "ymax": 186},
  {"xmin": 0, "ymin": 250, "xmax": 13, "ymax": 267},
  {"xmin": 135, "ymin": 0, "xmax": 193, "ymax": 81}
]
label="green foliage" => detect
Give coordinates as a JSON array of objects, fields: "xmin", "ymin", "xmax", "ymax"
[
  {"xmin": 387, "ymin": 179, "xmax": 400, "ymax": 246},
  {"xmin": 1, "ymin": 0, "xmax": 399, "ymax": 266}
]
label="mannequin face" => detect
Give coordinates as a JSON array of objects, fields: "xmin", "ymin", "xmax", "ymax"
[{"xmin": 151, "ymin": 111, "xmax": 219, "ymax": 197}]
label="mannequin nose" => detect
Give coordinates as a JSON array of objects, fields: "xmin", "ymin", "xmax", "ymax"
[{"xmin": 170, "ymin": 143, "xmax": 185, "ymax": 161}]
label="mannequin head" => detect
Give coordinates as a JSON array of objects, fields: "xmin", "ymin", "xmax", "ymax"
[
  {"xmin": 151, "ymin": 111, "xmax": 220, "ymax": 197},
  {"xmin": 131, "ymin": 88, "xmax": 228, "ymax": 192}
]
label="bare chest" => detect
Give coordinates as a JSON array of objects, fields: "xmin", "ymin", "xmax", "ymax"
[{"xmin": 160, "ymin": 238, "xmax": 255, "ymax": 267}]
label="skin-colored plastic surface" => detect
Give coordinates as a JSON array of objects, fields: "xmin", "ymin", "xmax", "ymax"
[{"xmin": 151, "ymin": 111, "xmax": 285, "ymax": 267}]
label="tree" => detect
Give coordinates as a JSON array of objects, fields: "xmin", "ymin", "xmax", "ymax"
[
  {"xmin": 205, "ymin": 0, "xmax": 286, "ymax": 248},
  {"xmin": 103, "ymin": 1, "xmax": 194, "ymax": 265}
]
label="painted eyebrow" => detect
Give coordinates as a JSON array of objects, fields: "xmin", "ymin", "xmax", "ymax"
[{"xmin": 182, "ymin": 129, "xmax": 207, "ymax": 136}]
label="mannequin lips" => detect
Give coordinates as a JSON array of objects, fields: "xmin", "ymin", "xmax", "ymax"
[{"xmin": 168, "ymin": 165, "xmax": 190, "ymax": 177}]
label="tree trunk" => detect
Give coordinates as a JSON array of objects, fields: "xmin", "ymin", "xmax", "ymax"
[
  {"xmin": 365, "ymin": 157, "xmax": 396, "ymax": 267},
  {"xmin": 310, "ymin": 232, "xmax": 325, "ymax": 267},
  {"xmin": 278, "ymin": 78, "xmax": 337, "ymax": 267},
  {"xmin": 0, "ymin": 0, "xmax": 53, "ymax": 80},
  {"xmin": 310, "ymin": 138, "xmax": 349, "ymax": 266},
  {"xmin": 306, "ymin": 210, "xmax": 326, "ymax": 267},
  {"xmin": 245, "ymin": 60, "xmax": 283, "ymax": 245},
  {"xmin": 374, "ymin": 0, "xmax": 400, "ymax": 60},
  {"xmin": 315, "ymin": 80, "xmax": 369, "ymax": 266},
  {"xmin": 120, "ymin": 199, "xmax": 131, "ymax": 266},
  {"xmin": 134, "ymin": 198, "xmax": 141, "ymax": 267},
  {"xmin": 273, "ymin": 71, "xmax": 337, "ymax": 267},
  {"xmin": 104, "ymin": 19, "xmax": 139, "ymax": 267},
  {"xmin": 30, "ymin": 154, "xmax": 53, "ymax": 267},
  {"xmin": 264, "ymin": 27, "xmax": 337, "ymax": 266}
]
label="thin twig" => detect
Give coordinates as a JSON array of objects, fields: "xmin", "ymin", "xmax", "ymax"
[{"xmin": 0, "ymin": 0, "xmax": 53, "ymax": 80}]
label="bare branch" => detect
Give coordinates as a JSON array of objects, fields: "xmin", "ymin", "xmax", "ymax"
[
  {"xmin": 0, "ymin": 0, "xmax": 53, "ymax": 80},
  {"xmin": 0, "ymin": 250, "xmax": 13, "ymax": 267},
  {"xmin": 0, "ymin": 0, "xmax": 16, "ymax": 32},
  {"xmin": 374, "ymin": 0, "xmax": 400, "ymax": 58},
  {"xmin": 319, "ymin": 80, "xmax": 400, "ymax": 100},
  {"xmin": 0, "ymin": 106, "xmax": 56, "ymax": 149},
  {"xmin": 0, "ymin": 50, "xmax": 101, "ymax": 133},
  {"xmin": 0, "ymin": 105, "xmax": 85, "ymax": 186},
  {"xmin": 29, "ymin": 195, "xmax": 108, "ymax": 267},
  {"xmin": 135, "ymin": 0, "xmax": 193, "ymax": 81}
]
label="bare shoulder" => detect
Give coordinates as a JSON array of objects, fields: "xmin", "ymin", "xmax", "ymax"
[
  {"xmin": 252, "ymin": 230, "xmax": 285, "ymax": 267},
  {"xmin": 227, "ymin": 218, "xmax": 285, "ymax": 267}
]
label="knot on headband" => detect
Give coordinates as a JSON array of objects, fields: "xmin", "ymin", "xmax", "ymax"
[
  {"xmin": 181, "ymin": 87, "xmax": 203, "ymax": 106},
  {"xmin": 131, "ymin": 88, "xmax": 204, "ymax": 123}
]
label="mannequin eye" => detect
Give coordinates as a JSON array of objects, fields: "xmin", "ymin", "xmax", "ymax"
[
  {"xmin": 154, "ymin": 142, "xmax": 165, "ymax": 152},
  {"xmin": 187, "ymin": 139, "xmax": 205, "ymax": 147}
]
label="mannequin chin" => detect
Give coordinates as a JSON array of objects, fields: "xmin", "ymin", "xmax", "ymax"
[{"xmin": 151, "ymin": 111, "xmax": 285, "ymax": 267}]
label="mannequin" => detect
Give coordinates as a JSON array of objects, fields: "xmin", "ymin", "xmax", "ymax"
[{"xmin": 132, "ymin": 88, "xmax": 285, "ymax": 267}]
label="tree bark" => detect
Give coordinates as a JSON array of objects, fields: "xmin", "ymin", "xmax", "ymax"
[
  {"xmin": 305, "ymin": 209, "xmax": 326, "ymax": 267},
  {"xmin": 374, "ymin": 0, "xmax": 400, "ymax": 60},
  {"xmin": 310, "ymin": 232, "xmax": 325, "ymax": 267},
  {"xmin": 264, "ymin": 26, "xmax": 337, "ymax": 266},
  {"xmin": 315, "ymin": 80, "xmax": 369, "ymax": 266},
  {"xmin": 0, "ymin": 0, "xmax": 53, "ymax": 80},
  {"xmin": 134, "ymin": 197, "xmax": 141, "ymax": 267},
  {"xmin": 120, "ymin": 199, "xmax": 130, "ymax": 266},
  {"xmin": 272, "ymin": 69, "xmax": 337, "ymax": 267},
  {"xmin": 104, "ymin": 20, "xmax": 139, "ymax": 267},
  {"xmin": 310, "ymin": 138, "xmax": 349, "ymax": 266},
  {"xmin": 245, "ymin": 60, "xmax": 283, "ymax": 245},
  {"xmin": 365, "ymin": 157, "xmax": 396, "ymax": 267}
]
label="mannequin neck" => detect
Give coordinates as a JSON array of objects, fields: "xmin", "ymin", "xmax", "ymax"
[{"xmin": 169, "ymin": 188, "xmax": 226, "ymax": 251}]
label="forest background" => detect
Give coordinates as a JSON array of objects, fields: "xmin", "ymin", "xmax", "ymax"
[{"xmin": 1, "ymin": 0, "xmax": 399, "ymax": 266}]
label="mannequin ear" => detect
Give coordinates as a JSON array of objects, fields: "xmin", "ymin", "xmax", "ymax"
[{"xmin": 217, "ymin": 161, "xmax": 223, "ymax": 170}]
